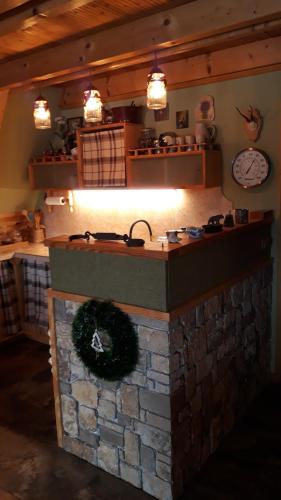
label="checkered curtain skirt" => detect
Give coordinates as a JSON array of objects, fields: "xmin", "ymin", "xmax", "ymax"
[
  {"xmin": 22, "ymin": 258, "xmax": 50, "ymax": 330},
  {"xmin": 81, "ymin": 128, "xmax": 126, "ymax": 187},
  {"xmin": 0, "ymin": 260, "xmax": 20, "ymax": 335}
]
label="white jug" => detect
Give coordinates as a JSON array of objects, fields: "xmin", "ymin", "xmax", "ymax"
[{"xmin": 195, "ymin": 123, "xmax": 216, "ymax": 144}]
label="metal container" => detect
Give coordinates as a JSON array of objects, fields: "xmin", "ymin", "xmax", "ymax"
[{"xmin": 111, "ymin": 103, "xmax": 143, "ymax": 123}]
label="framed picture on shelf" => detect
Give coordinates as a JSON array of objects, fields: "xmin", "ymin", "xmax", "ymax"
[
  {"xmin": 67, "ymin": 116, "xmax": 83, "ymax": 133},
  {"xmin": 154, "ymin": 104, "xmax": 169, "ymax": 122},
  {"xmin": 194, "ymin": 95, "xmax": 215, "ymax": 121},
  {"xmin": 176, "ymin": 110, "xmax": 189, "ymax": 129}
]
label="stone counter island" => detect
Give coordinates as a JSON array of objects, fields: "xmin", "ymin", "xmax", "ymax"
[{"xmin": 46, "ymin": 213, "xmax": 273, "ymax": 500}]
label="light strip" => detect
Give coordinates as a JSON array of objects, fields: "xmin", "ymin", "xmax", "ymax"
[{"xmin": 73, "ymin": 189, "xmax": 184, "ymax": 212}]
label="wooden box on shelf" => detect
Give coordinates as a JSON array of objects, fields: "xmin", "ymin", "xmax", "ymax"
[
  {"xmin": 29, "ymin": 156, "xmax": 79, "ymax": 190},
  {"xmin": 126, "ymin": 145, "xmax": 222, "ymax": 189}
]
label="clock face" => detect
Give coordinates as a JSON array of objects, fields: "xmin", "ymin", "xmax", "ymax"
[{"xmin": 232, "ymin": 148, "xmax": 270, "ymax": 188}]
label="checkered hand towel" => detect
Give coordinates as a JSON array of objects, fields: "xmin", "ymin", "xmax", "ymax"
[
  {"xmin": 0, "ymin": 261, "xmax": 20, "ymax": 336},
  {"xmin": 23, "ymin": 258, "xmax": 50, "ymax": 330},
  {"xmin": 81, "ymin": 128, "xmax": 126, "ymax": 187}
]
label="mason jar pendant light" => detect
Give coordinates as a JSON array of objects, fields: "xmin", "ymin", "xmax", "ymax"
[
  {"xmin": 146, "ymin": 53, "xmax": 167, "ymax": 110},
  {"xmin": 33, "ymin": 95, "xmax": 51, "ymax": 129},
  {"xmin": 83, "ymin": 85, "xmax": 103, "ymax": 123}
]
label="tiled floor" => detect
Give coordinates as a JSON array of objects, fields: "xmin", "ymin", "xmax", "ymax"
[{"xmin": 0, "ymin": 338, "xmax": 280, "ymax": 500}]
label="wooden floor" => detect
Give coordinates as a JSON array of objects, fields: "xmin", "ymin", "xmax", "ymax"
[
  {"xmin": 182, "ymin": 383, "xmax": 281, "ymax": 499},
  {"xmin": 0, "ymin": 338, "xmax": 280, "ymax": 500}
]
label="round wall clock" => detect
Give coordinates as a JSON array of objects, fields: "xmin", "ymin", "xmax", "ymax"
[{"xmin": 232, "ymin": 148, "xmax": 271, "ymax": 188}]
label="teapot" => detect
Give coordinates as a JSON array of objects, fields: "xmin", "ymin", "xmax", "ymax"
[{"xmin": 195, "ymin": 123, "xmax": 216, "ymax": 144}]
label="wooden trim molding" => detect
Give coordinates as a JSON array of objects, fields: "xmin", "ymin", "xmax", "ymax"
[
  {"xmin": 48, "ymin": 288, "xmax": 170, "ymax": 322},
  {"xmin": 48, "ymin": 294, "xmax": 63, "ymax": 447}
]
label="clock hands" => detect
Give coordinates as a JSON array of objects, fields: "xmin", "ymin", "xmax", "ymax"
[
  {"xmin": 246, "ymin": 159, "xmax": 255, "ymax": 175},
  {"xmin": 233, "ymin": 148, "xmax": 270, "ymax": 188}
]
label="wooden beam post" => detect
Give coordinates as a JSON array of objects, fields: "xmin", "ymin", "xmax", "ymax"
[{"xmin": 0, "ymin": 89, "xmax": 9, "ymax": 127}]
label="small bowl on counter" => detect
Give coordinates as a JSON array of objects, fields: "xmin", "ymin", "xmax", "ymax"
[{"xmin": 181, "ymin": 227, "xmax": 205, "ymax": 239}]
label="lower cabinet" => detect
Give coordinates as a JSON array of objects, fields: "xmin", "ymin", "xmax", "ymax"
[
  {"xmin": 0, "ymin": 256, "xmax": 50, "ymax": 344},
  {"xmin": 0, "ymin": 259, "xmax": 21, "ymax": 342},
  {"xmin": 20, "ymin": 256, "xmax": 50, "ymax": 344}
]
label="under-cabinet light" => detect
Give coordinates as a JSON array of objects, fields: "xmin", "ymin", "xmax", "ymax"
[
  {"xmin": 73, "ymin": 189, "xmax": 184, "ymax": 212},
  {"xmin": 33, "ymin": 95, "xmax": 51, "ymax": 129}
]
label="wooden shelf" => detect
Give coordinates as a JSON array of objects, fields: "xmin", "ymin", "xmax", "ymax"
[
  {"xmin": 126, "ymin": 148, "xmax": 222, "ymax": 189},
  {"xmin": 30, "ymin": 160, "xmax": 76, "ymax": 166},
  {"xmin": 28, "ymin": 141, "xmax": 221, "ymax": 191},
  {"xmin": 128, "ymin": 144, "xmax": 218, "ymax": 158},
  {"xmin": 29, "ymin": 160, "xmax": 79, "ymax": 190},
  {"xmin": 30, "ymin": 155, "xmax": 75, "ymax": 163},
  {"xmin": 77, "ymin": 122, "xmax": 141, "ymax": 133}
]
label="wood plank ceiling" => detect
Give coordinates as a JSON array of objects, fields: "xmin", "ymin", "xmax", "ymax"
[
  {"xmin": 0, "ymin": 0, "xmax": 280, "ymax": 91},
  {"xmin": 0, "ymin": 0, "xmax": 192, "ymax": 61}
]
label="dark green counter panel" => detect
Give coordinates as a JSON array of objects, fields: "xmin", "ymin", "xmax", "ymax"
[
  {"xmin": 49, "ymin": 248, "xmax": 168, "ymax": 311},
  {"xmin": 167, "ymin": 223, "xmax": 272, "ymax": 309}
]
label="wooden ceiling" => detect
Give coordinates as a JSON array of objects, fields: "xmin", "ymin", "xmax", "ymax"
[
  {"xmin": 0, "ymin": 0, "xmax": 192, "ymax": 61},
  {"xmin": 0, "ymin": 0, "xmax": 280, "ymax": 91}
]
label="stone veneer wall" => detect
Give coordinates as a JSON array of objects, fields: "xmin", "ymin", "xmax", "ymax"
[
  {"xmin": 53, "ymin": 263, "xmax": 272, "ymax": 500},
  {"xmin": 169, "ymin": 263, "xmax": 272, "ymax": 498}
]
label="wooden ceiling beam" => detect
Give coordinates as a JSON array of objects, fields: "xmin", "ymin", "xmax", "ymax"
[
  {"xmin": 58, "ymin": 35, "xmax": 281, "ymax": 108},
  {"xmin": 0, "ymin": 1, "xmax": 30, "ymax": 16},
  {"xmin": 0, "ymin": 0, "xmax": 280, "ymax": 89},
  {"xmin": 0, "ymin": 0, "xmax": 96, "ymax": 36},
  {"xmin": 15, "ymin": 17, "xmax": 281, "ymax": 91}
]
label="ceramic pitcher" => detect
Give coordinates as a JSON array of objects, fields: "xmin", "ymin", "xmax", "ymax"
[{"xmin": 195, "ymin": 123, "xmax": 216, "ymax": 144}]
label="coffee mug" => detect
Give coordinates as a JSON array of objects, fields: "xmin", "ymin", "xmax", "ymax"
[
  {"xmin": 166, "ymin": 230, "xmax": 181, "ymax": 243},
  {"xmin": 176, "ymin": 136, "xmax": 184, "ymax": 145},
  {"xmin": 185, "ymin": 134, "xmax": 195, "ymax": 145}
]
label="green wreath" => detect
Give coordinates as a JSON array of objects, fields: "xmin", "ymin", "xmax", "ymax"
[{"xmin": 72, "ymin": 300, "xmax": 138, "ymax": 381}]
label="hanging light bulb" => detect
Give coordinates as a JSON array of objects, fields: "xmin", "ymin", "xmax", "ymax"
[
  {"xmin": 33, "ymin": 95, "xmax": 51, "ymax": 129},
  {"xmin": 147, "ymin": 54, "xmax": 167, "ymax": 110},
  {"xmin": 83, "ymin": 85, "xmax": 103, "ymax": 123}
]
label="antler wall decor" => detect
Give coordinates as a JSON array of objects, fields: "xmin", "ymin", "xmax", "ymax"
[{"xmin": 235, "ymin": 105, "xmax": 263, "ymax": 142}]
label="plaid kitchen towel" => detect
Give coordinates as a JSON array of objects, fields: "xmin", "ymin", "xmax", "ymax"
[
  {"xmin": 0, "ymin": 260, "xmax": 20, "ymax": 336},
  {"xmin": 22, "ymin": 258, "xmax": 50, "ymax": 330},
  {"xmin": 81, "ymin": 128, "xmax": 126, "ymax": 187}
]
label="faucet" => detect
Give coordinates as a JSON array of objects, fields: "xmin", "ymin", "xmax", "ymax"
[{"xmin": 129, "ymin": 219, "xmax": 153, "ymax": 241}]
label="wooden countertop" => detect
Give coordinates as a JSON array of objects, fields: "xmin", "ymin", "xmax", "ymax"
[
  {"xmin": 45, "ymin": 213, "xmax": 273, "ymax": 261},
  {"xmin": 0, "ymin": 242, "xmax": 49, "ymax": 261}
]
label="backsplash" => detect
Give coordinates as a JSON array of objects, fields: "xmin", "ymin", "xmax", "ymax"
[{"xmin": 43, "ymin": 188, "xmax": 232, "ymax": 239}]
